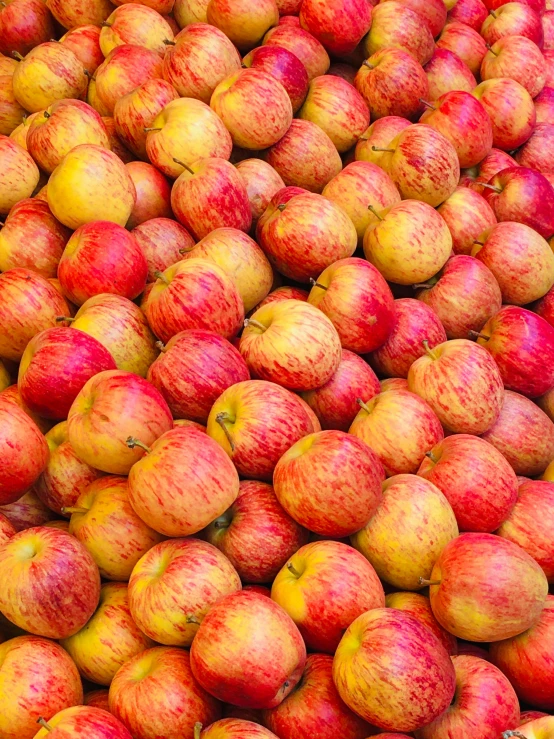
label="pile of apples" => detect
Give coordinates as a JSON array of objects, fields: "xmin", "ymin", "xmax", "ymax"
[{"xmin": 3, "ymin": 0, "xmax": 554, "ymax": 736}]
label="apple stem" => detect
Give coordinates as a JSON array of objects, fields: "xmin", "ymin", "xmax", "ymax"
[
  {"xmin": 502, "ymin": 733, "xmax": 528, "ymax": 739},
  {"xmin": 480, "ymin": 183, "xmax": 501, "ymax": 193},
  {"xmin": 155, "ymin": 341, "xmax": 166, "ymax": 352},
  {"xmin": 172, "ymin": 158, "xmax": 195, "ymax": 174},
  {"xmin": 144, "ymin": 127, "xmax": 162, "ymax": 133},
  {"xmin": 194, "ymin": 723, "xmax": 203, "ymax": 739},
  {"xmin": 309, "ymin": 278, "xmax": 328, "ymax": 291},
  {"xmin": 473, "ymin": 240, "xmax": 485, "ymax": 246},
  {"xmin": 163, "ymin": 38, "xmax": 176, "ymax": 45},
  {"xmin": 413, "ymin": 283, "xmax": 433, "ymax": 290},
  {"xmin": 362, "ymin": 60, "xmax": 375, "ymax": 69},
  {"xmin": 186, "ymin": 614, "xmax": 201, "ymax": 625},
  {"xmin": 61, "ymin": 507, "xmax": 88, "ymax": 515},
  {"xmin": 277, "ymin": 203, "xmax": 286, "ymax": 211},
  {"xmin": 213, "ymin": 519, "xmax": 230, "ymax": 529},
  {"xmin": 468, "ymin": 330, "xmax": 490, "ymax": 341},
  {"xmin": 422, "ymin": 340, "xmax": 438, "ymax": 360},
  {"xmin": 367, "ymin": 205, "xmax": 383, "ymax": 221},
  {"xmin": 126, "ymin": 437, "xmax": 152, "ymax": 454},
  {"xmin": 356, "ymin": 397, "xmax": 372, "ymax": 413},
  {"xmin": 244, "ymin": 318, "xmax": 266, "ymax": 332},
  {"xmin": 418, "ymin": 578, "xmax": 442, "ymax": 586},
  {"xmin": 287, "ymin": 562, "xmax": 302, "ymax": 577},
  {"xmin": 486, "ymin": 43, "xmax": 498, "ymax": 55},
  {"xmin": 154, "ymin": 270, "xmax": 170, "ymax": 285},
  {"xmin": 56, "ymin": 316, "xmax": 74, "ymax": 323},
  {"xmin": 371, "ymin": 146, "xmax": 395, "ymax": 153},
  {"xmin": 489, "ymin": 8, "xmax": 497, "ymax": 16},
  {"xmin": 100, "ymin": 21, "xmax": 112, "ymax": 26},
  {"xmin": 419, "ymin": 98, "xmax": 436, "ymax": 110},
  {"xmin": 215, "ymin": 413, "xmax": 236, "ymax": 451},
  {"xmin": 425, "ymin": 451, "xmax": 439, "ymax": 463},
  {"xmin": 178, "ymin": 246, "xmax": 194, "ymax": 255},
  {"xmin": 36, "ymin": 718, "xmax": 53, "ymax": 731},
  {"xmin": 11, "ymin": 51, "xmax": 24, "ymax": 60},
  {"xmin": 83, "ymin": 69, "xmax": 91, "ymax": 78},
  {"xmin": 43, "ymin": 111, "xmax": 51, "ymax": 118}
]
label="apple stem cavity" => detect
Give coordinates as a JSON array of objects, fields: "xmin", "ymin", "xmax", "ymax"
[
  {"xmin": 61, "ymin": 507, "xmax": 88, "ymax": 515},
  {"xmin": 163, "ymin": 38, "xmax": 176, "ymax": 45},
  {"xmin": 489, "ymin": 8, "xmax": 497, "ymax": 16},
  {"xmin": 362, "ymin": 60, "xmax": 375, "ymax": 69},
  {"xmin": 215, "ymin": 413, "xmax": 236, "ymax": 451},
  {"xmin": 244, "ymin": 318, "xmax": 266, "ymax": 332},
  {"xmin": 277, "ymin": 203, "xmax": 286, "ymax": 211},
  {"xmin": 43, "ymin": 111, "xmax": 50, "ymax": 118},
  {"xmin": 418, "ymin": 577, "xmax": 442, "ymax": 587},
  {"xmin": 287, "ymin": 562, "xmax": 302, "ymax": 578},
  {"xmin": 367, "ymin": 205, "xmax": 383, "ymax": 221},
  {"xmin": 309, "ymin": 278, "xmax": 328, "ymax": 290},
  {"xmin": 419, "ymin": 99, "xmax": 436, "ymax": 111},
  {"xmin": 153, "ymin": 270, "xmax": 170, "ymax": 286},
  {"xmin": 36, "ymin": 718, "xmax": 53, "ymax": 732},
  {"xmin": 11, "ymin": 51, "xmax": 24, "ymax": 60},
  {"xmin": 126, "ymin": 437, "xmax": 152, "ymax": 454},
  {"xmin": 422, "ymin": 340, "xmax": 438, "ymax": 360},
  {"xmin": 468, "ymin": 330, "xmax": 490, "ymax": 341},
  {"xmin": 155, "ymin": 341, "xmax": 166, "ymax": 352},
  {"xmin": 356, "ymin": 398, "xmax": 372, "ymax": 414},
  {"xmin": 194, "ymin": 723, "xmax": 203, "ymax": 739},
  {"xmin": 100, "ymin": 21, "xmax": 112, "ymax": 26},
  {"xmin": 186, "ymin": 614, "xmax": 201, "ymax": 625},
  {"xmin": 213, "ymin": 519, "xmax": 230, "ymax": 529},
  {"xmin": 425, "ymin": 451, "xmax": 439, "ymax": 463},
  {"xmin": 172, "ymin": 158, "xmax": 194, "ymax": 174}
]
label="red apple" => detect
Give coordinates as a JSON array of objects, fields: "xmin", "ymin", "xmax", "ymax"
[
  {"xmin": 34, "ymin": 706, "xmax": 132, "ymax": 738},
  {"xmin": 0, "ymin": 512, "xmax": 16, "ymax": 543},
  {"xmin": 298, "ymin": 0, "xmax": 371, "ymax": 56},
  {"xmin": 132, "ymin": 217, "xmax": 194, "ymax": 282},
  {"xmin": 235, "ymin": 158, "xmax": 285, "ymax": 224},
  {"xmin": 197, "ymin": 719, "xmax": 278, "ymax": 739},
  {"xmin": 59, "ymin": 25, "xmax": 104, "ymax": 73},
  {"xmin": 424, "ymin": 48, "xmax": 477, "ymax": 100},
  {"xmin": 262, "ymin": 22, "xmax": 330, "ymax": 81},
  {"xmin": 408, "ymin": 339, "xmax": 504, "ymax": 434},
  {"xmin": 460, "ymin": 148, "xmax": 517, "ymax": 194},
  {"xmin": 426, "ymin": 532, "xmax": 549, "ymax": 641},
  {"xmin": 0, "ymin": 0, "xmax": 56, "ymax": 57},
  {"xmin": 472, "ymin": 77, "xmax": 536, "ymax": 151},
  {"xmin": 0, "ymin": 73, "xmax": 25, "ymax": 137},
  {"xmin": 383, "ymin": 0, "xmax": 446, "ymax": 36},
  {"xmin": 385, "ymin": 591, "xmax": 457, "ymax": 655},
  {"xmin": 109, "ymin": 646, "xmax": 222, "ymax": 739},
  {"xmin": 480, "ymin": 35, "xmax": 546, "ymax": 98},
  {"xmin": 535, "ymin": 283, "xmax": 554, "ymax": 328},
  {"xmin": 125, "ymin": 162, "xmax": 172, "ymax": 229},
  {"xmin": 417, "ymin": 433, "xmax": 518, "ymax": 532},
  {"xmin": 364, "ymin": 1, "xmax": 434, "ymax": 65},
  {"xmin": 190, "ymin": 590, "xmax": 306, "ymax": 709},
  {"xmin": 206, "ymin": 0, "xmax": 279, "ymax": 52},
  {"xmin": 520, "ymin": 712, "xmax": 551, "ymax": 725},
  {"xmin": 99, "ymin": 3, "xmax": 174, "ymax": 57},
  {"xmin": 333, "ymin": 608, "xmax": 456, "ymax": 732},
  {"xmin": 84, "ymin": 690, "xmax": 110, "ymax": 711},
  {"xmin": 0, "ymin": 488, "xmax": 57, "ymax": 531},
  {"xmin": 516, "ymin": 121, "xmax": 554, "ymax": 173},
  {"xmin": 94, "ymin": 45, "xmax": 164, "ymax": 116},
  {"xmin": 447, "ymin": 0, "xmax": 488, "ymax": 30},
  {"xmin": 482, "ymin": 2, "xmax": 543, "ymax": 47},
  {"xmin": 0, "ymin": 135, "xmax": 40, "ymax": 216},
  {"xmin": 535, "ymin": 85, "xmax": 554, "ymax": 123},
  {"xmin": 0, "ymin": 526, "xmax": 100, "ymax": 638},
  {"xmin": 45, "ymin": 0, "xmax": 112, "ymax": 29},
  {"xmin": 416, "ymin": 655, "xmax": 520, "ymax": 738},
  {"xmin": 436, "ymin": 21, "xmax": 488, "ymax": 76},
  {"xmin": 256, "ymin": 285, "xmax": 309, "ymax": 309},
  {"xmin": 437, "ymin": 187, "xmax": 497, "ymax": 255},
  {"xmin": 242, "ymin": 45, "xmax": 308, "ymax": 113}
]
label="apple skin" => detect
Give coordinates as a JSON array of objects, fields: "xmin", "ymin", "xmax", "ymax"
[
  {"xmin": 60, "ymin": 582, "xmax": 153, "ymax": 686},
  {"xmin": 301, "ymin": 349, "xmax": 381, "ymax": 432},
  {"xmin": 490, "ymin": 594, "xmax": 554, "ymax": 710},
  {"xmin": 0, "ymin": 512, "xmax": 16, "ymax": 543},
  {"xmin": 419, "ymin": 90, "xmax": 493, "ymax": 169},
  {"xmin": 349, "ymin": 389, "xmax": 444, "ymax": 476},
  {"xmin": 364, "ymin": 2, "xmax": 434, "ymax": 65},
  {"xmin": 511, "ymin": 716, "xmax": 554, "ymax": 738},
  {"xmin": 417, "ymin": 434, "xmax": 518, "ymax": 532},
  {"xmin": 363, "ymin": 199, "xmax": 453, "ymax": 286},
  {"xmin": 0, "ymin": 0, "xmax": 55, "ymax": 58},
  {"xmin": 0, "ymin": 198, "xmax": 70, "ymax": 278},
  {"xmin": 0, "ymin": 489, "xmax": 57, "ymax": 532},
  {"xmin": 333, "ymin": 608, "xmax": 456, "ymax": 732},
  {"xmin": 256, "ymin": 192, "xmax": 356, "ymax": 283},
  {"xmin": 424, "ymin": 48, "xmax": 477, "ymax": 100},
  {"xmin": 262, "ymin": 23, "xmax": 330, "ymax": 81},
  {"xmin": 534, "ymin": 86, "xmax": 554, "ymax": 123},
  {"xmin": 45, "ymin": 0, "xmax": 112, "ymax": 28},
  {"xmin": 0, "ymin": 135, "xmax": 40, "ymax": 216},
  {"xmin": 519, "ymin": 712, "xmax": 550, "ymax": 726},
  {"xmin": 67, "ymin": 475, "xmax": 164, "ymax": 581},
  {"xmin": 307, "ymin": 257, "xmax": 395, "ymax": 354},
  {"xmin": 34, "ymin": 421, "xmax": 102, "ymax": 516},
  {"xmin": 128, "ymin": 425, "xmax": 239, "ymax": 537},
  {"xmin": 190, "ymin": 590, "xmax": 306, "ymax": 709},
  {"xmin": 33, "ymin": 706, "xmax": 133, "ymax": 738},
  {"xmin": 480, "ymin": 35, "xmax": 546, "ymax": 99},
  {"xmin": 354, "ymin": 48, "xmax": 429, "ymax": 121},
  {"xmin": 207, "ymin": 379, "xmax": 318, "ymax": 481},
  {"xmin": 265, "ymin": 119, "xmax": 342, "ymax": 193},
  {"xmin": 472, "ymin": 77, "xmax": 536, "ymax": 151},
  {"xmin": 256, "ymin": 285, "xmax": 309, "ymax": 309},
  {"xmin": 0, "ymin": 395, "xmax": 49, "ymax": 505},
  {"xmin": 408, "ymin": 339, "xmax": 504, "ymax": 434},
  {"xmin": 84, "ymin": 690, "xmax": 110, "ymax": 711},
  {"xmin": 128, "ymin": 538, "xmax": 241, "ymax": 646},
  {"xmin": 67, "ymin": 369, "xmax": 173, "ymax": 475},
  {"xmin": 207, "ymin": 0, "xmax": 279, "ymax": 52},
  {"xmin": 322, "ymin": 161, "xmax": 401, "ymax": 243},
  {"xmin": 59, "ymin": 25, "xmax": 104, "ymax": 73},
  {"xmin": 263, "ymin": 653, "xmax": 373, "ymax": 739},
  {"xmin": 0, "ymin": 635, "xmax": 83, "ymax": 739},
  {"xmin": 427, "ymin": 532, "xmax": 549, "ymax": 642},
  {"xmin": 132, "ymin": 217, "xmax": 195, "ymax": 282},
  {"xmin": 436, "ymin": 21, "xmax": 488, "ymax": 76},
  {"xmin": 99, "ymin": 4, "xmax": 174, "ymax": 57},
  {"xmin": 148, "ymin": 330, "xmax": 249, "ymax": 424},
  {"xmin": 497, "ymin": 480, "xmax": 554, "ymax": 582},
  {"xmin": 242, "ymin": 46, "xmax": 308, "ymax": 114},
  {"xmin": 382, "ymin": 0, "xmax": 446, "ymax": 37},
  {"xmin": 94, "ymin": 45, "xmax": 164, "ymax": 116},
  {"xmin": 476, "ymin": 306, "xmax": 554, "ymax": 398},
  {"xmin": 125, "ymin": 162, "xmax": 172, "ymax": 229},
  {"xmin": 204, "ymin": 480, "xmax": 309, "ymax": 584},
  {"xmin": 0, "ymin": 74, "xmax": 27, "ymax": 138},
  {"xmin": 298, "ymin": 0, "xmax": 371, "ymax": 56},
  {"xmin": 0, "ymin": 526, "xmax": 101, "ymax": 639},
  {"xmin": 239, "ymin": 300, "xmax": 341, "ymax": 392},
  {"xmin": 109, "ymin": 646, "xmax": 222, "ymax": 739},
  {"xmin": 385, "ymin": 591, "xmax": 457, "ymax": 655},
  {"xmin": 47, "ymin": 144, "xmax": 137, "ymax": 231},
  {"xmin": 235, "ymin": 158, "xmax": 285, "ymax": 224},
  {"xmin": 481, "ymin": 2, "xmax": 543, "ymax": 47},
  {"xmin": 18, "ymin": 327, "xmax": 117, "ymax": 420},
  {"xmin": 198, "ymin": 719, "xmax": 279, "ymax": 739},
  {"xmin": 352, "ymin": 474, "xmax": 459, "ymax": 591},
  {"xmin": 370, "ymin": 298, "xmax": 447, "ymax": 379},
  {"xmin": 535, "ymin": 283, "xmax": 554, "ymax": 329},
  {"xmin": 516, "ymin": 121, "xmax": 554, "ymax": 173},
  {"xmin": 437, "ymin": 187, "xmax": 497, "ymax": 255},
  {"xmin": 416, "ymin": 654, "xmax": 520, "ymax": 739},
  {"xmin": 459, "ymin": 148, "xmax": 518, "ymax": 194}
]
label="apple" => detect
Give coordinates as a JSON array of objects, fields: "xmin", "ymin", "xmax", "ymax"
[
  {"xmin": 97, "ymin": 116, "xmax": 134, "ymax": 163},
  {"xmin": 0, "ymin": 0, "xmax": 55, "ymax": 58},
  {"xmin": 509, "ymin": 716, "xmax": 554, "ymax": 738},
  {"xmin": 172, "ymin": 0, "xmax": 210, "ymax": 24},
  {"xmin": 298, "ymin": 0, "xmax": 371, "ymax": 56},
  {"xmin": 352, "ymin": 473, "xmax": 458, "ymax": 591},
  {"xmin": 256, "ymin": 285, "xmax": 309, "ymax": 308},
  {"xmin": 426, "ymin": 532, "xmax": 549, "ymax": 641},
  {"xmin": 460, "ymin": 148, "xmax": 518, "ymax": 194},
  {"xmin": 363, "ymin": 199, "xmax": 453, "ymax": 285},
  {"xmin": 256, "ymin": 191, "xmax": 356, "ymax": 283},
  {"xmin": 481, "ymin": 35, "xmax": 546, "ymax": 98},
  {"xmin": 0, "ymin": 635, "xmax": 83, "ymax": 739},
  {"xmin": 144, "ymin": 258, "xmax": 244, "ymax": 342},
  {"xmin": 474, "ymin": 306, "xmax": 554, "ymax": 397},
  {"xmin": 408, "ymin": 339, "xmax": 505, "ymax": 434},
  {"xmin": 207, "ymin": 0, "xmax": 278, "ymax": 51},
  {"xmin": 545, "ymin": 47, "xmax": 554, "ymax": 85},
  {"xmin": 242, "ymin": 46, "xmax": 308, "ymax": 114},
  {"xmin": 424, "ymin": 48, "xmax": 477, "ymax": 100},
  {"xmin": 490, "ymin": 594, "xmax": 554, "ymax": 710},
  {"xmin": 132, "ymin": 217, "xmax": 194, "ymax": 282},
  {"xmin": 382, "ymin": 0, "xmax": 447, "ymax": 36},
  {"xmin": 520, "ymin": 713, "xmax": 551, "ymax": 726},
  {"xmin": 534, "ymin": 86, "xmax": 554, "ymax": 123},
  {"xmin": 0, "ymin": 513, "xmax": 16, "ymax": 543},
  {"xmin": 535, "ymin": 283, "xmax": 554, "ymax": 328},
  {"xmin": 349, "ymin": 388, "xmax": 444, "ymax": 475},
  {"xmin": 515, "ymin": 121, "xmax": 554, "ymax": 174},
  {"xmin": 0, "ymin": 135, "xmax": 40, "ymax": 215},
  {"xmin": 11, "ymin": 42, "xmax": 87, "ymax": 114},
  {"xmin": 128, "ymin": 538, "xmax": 240, "ymax": 646},
  {"xmin": 354, "ymin": 48, "xmax": 429, "ymax": 121},
  {"xmin": 239, "ymin": 299, "xmax": 342, "ymax": 392},
  {"xmin": 59, "ymin": 25, "xmax": 104, "ymax": 73},
  {"xmin": 436, "ymin": 187, "xmax": 496, "ymax": 257},
  {"xmin": 84, "ymin": 691, "xmax": 110, "ymax": 711},
  {"xmin": 148, "ymin": 329, "xmax": 249, "ymax": 423},
  {"xmin": 447, "ymin": 0, "xmax": 488, "ymax": 29},
  {"xmin": 262, "ymin": 22, "xmax": 330, "ymax": 81},
  {"xmin": 47, "ymin": 144, "xmax": 136, "ymax": 230},
  {"xmin": 333, "ymin": 608, "xmax": 456, "ymax": 732},
  {"xmin": 385, "ymin": 591, "xmax": 457, "ymax": 655},
  {"xmin": 109, "ymin": 646, "xmax": 222, "ymax": 739},
  {"xmin": 34, "ymin": 706, "xmax": 133, "ymax": 738},
  {"xmin": 483, "ymin": 2, "xmax": 543, "ymax": 47},
  {"xmin": 474, "ymin": 77, "xmax": 536, "ymax": 153},
  {"xmin": 196, "ymin": 719, "xmax": 278, "ymax": 739},
  {"xmin": 0, "ymin": 74, "xmax": 25, "ymax": 137},
  {"xmin": 127, "ymin": 424, "xmax": 239, "ymax": 537},
  {"xmin": 436, "ymin": 21, "xmax": 488, "ymax": 75},
  {"xmin": 94, "ymin": 45, "xmax": 164, "ymax": 116},
  {"xmin": 45, "ymin": 0, "xmax": 112, "ymax": 28},
  {"xmin": 0, "ymin": 526, "xmax": 100, "ymax": 639},
  {"xmin": 125, "ymin": 162, "xmax": 172, "ymax": 228},
  {"xmin": 99, "ymin": 4, "xmax": 174, "ymax": 57},
  {"xmin": 191, "ymin": 590, "xmax": 306, "ymax": 709},
  {"xmin": 416, "ymin": 655, "xmax": 520, "ymax": 738},
  {"xmin": 0, "ymin": 488, "xmax": 57, "ymax": 531},
  {"xmin": 207, "ymin": 379, "xmax": 318, "ymax": 481},
  {"xmin": 364, "ymin": 2, "xmax": 435, "ymax": 65},
  {"xmin": 67, "ymin": 369, "xmax": 173, "ymax": 475},
  {"xmin": 417, "ymin": 433, "xmax": 518, "ymax": 532},
  {"xmin": 235, "ymin": 158, "xmax": 285, "ymax": 225},
  {"xmin": 0, "ymin": 198, "xmax": 70, "ymax": 278}
]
